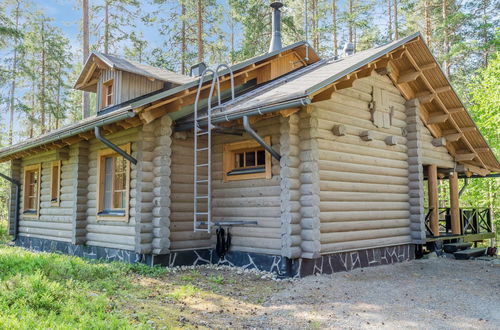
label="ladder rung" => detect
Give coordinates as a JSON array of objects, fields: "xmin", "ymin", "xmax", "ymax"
[
  {"xmin": 196, "ymin": 212, "xmax": 209, "ymax": 215},
  {"xmin": 196, "ymin": 147, "xmax": 209, "ymax": 151},
  {"xmin": 196, "ymin": 179, "xmax": 208, "ymax": 183},
  {"xmin": 196, "ymin": 195, "xmax": 209, "ymax": 199},
  {"xmin": 197, "ymin": 131, "xmax": 209, "ymax": 136},
  {"xmin": 196, "ymin": 164, "xmax": 208, "ymax": 167}
]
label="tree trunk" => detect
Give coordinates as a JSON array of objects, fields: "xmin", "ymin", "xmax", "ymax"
[
  {"xmin": 311, "ymin": 0, "xmax": 318, "ymax": 49},
  {"xmin": 482, "ymin": 0, "xmax": 488, "ymax": 67},
  {"xmin": 104, "ymin": 0, "xmax": 109, "ymax": 54},
  {"xmin": 181, "ymin": 1, "xmax": 186, "ymax": 74},
  {"xmin": 387, "ymin": 0, "xmax": 392, "ymax": 41},
  {"xmin": 442, "ymin": 0, "xmax": 450, "ymax": 77},
  {"xmin": 82, "ymin": 0, "xmax": 90, "ymax": 118},
  {"xmin": 348, "ymin": 0, "xmax": 353, "ymax": 43},
  {"xmin": 230, "ymin": 8, "xmax": 235, "ymax": 64},
  {"xmin": 197, "ymin": 0, "xmax": 203, "ymax": 63},
  {"xmin": 424, "ymin": 0, "xmax": 432, "ymax": 47},
  {"xmin": 8, "ymin": 0, "xmax": 20, "ymax": 145},
  {"xmin": 393, "ymin": 0, "xmax": 398, "ymax": 39},
  {"xmin": 332, "ymin": 0, "xmax": 338, "ymax": 56},
  {"xmin": 40, "ymin": 21, "xmax": 46, "ymax": 134}
]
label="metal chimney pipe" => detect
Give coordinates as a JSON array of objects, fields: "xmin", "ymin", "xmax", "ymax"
[{"xmin": 268, "ymin": 2, "xmax": 283, "ymax": 53}]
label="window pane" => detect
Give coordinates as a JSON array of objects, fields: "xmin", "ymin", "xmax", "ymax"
[
  {"xmin": 113, "ymin": 191, "xmax": 125, "ymax": 209},
  {"xmin": 103, "ymin": 157, "xmax": 113, "ymax": 210},
  {"xmin": 257, "ymin": 150, "xmax": 265, "ymax": 165},
  {"xmin": 236, "ymin": 153, "xmax": 244, "ymax": 168},
  {"xmin": 245, "ymin": 151, "xmax": 255, "ymax": 167}
]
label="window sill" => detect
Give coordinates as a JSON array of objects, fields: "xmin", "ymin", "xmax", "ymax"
[
  {"xmin": 22, "ymin": 210, "xmax": 39, "ymax": 219},
  {"xmin": 227, "ymin": 167, "xmax": 265, "ymax": 176},
  {"xmin": 97, "ymin": 210, "xmax": 128, "ymax": 222},
  {"xmin": 224, "ymin": 171, "xmax": 270, "ymax": 182}
]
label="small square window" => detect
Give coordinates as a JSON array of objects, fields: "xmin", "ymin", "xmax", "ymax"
[
  {"xmin": 223, "ymin": 138, "xmax": 272, "ymax": 182},
  {"xmin": 101, "ymin": 79, "xmax": 114, "ymax": 109}
]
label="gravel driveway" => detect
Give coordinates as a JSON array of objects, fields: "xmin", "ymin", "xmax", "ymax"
[
  {"xmin": 257, "ymin": 258, "xmax": 500, "ymax": 330},
  {"xmin": 127, "ymin": 257, "xmax": 499, "ymax": 329}
]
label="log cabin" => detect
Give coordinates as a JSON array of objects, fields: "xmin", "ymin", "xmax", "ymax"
[{"xmin": 1, "ymin": 3, "xmax": 498, "ymax": 277}]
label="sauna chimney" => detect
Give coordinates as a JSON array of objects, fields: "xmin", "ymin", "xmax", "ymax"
[{"xmin": 268, "ymin": 2, "xmax": 283, "ymax": 53}]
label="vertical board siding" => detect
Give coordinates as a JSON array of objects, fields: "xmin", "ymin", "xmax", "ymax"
[
  {"xmin": 18, "ymin": 151, "xmax": 74, "ymax": 242},
  {"xmin": 317, "ymin": 72, "xmax": 412, "ymax": 254},
  {"xmin": 97, "ymin": 70, "xmax": 163, "ymax": 112},
  {"xmin": 120, "ymin": 72, "xmax": 164, "ymax": 102},
  {"xmin": 96, "ymin": 69, "xmax": 122, "ymax": 111},
  {"xmin": 86, "ymin": 127, "xmax": 140, "ymax": 251}
]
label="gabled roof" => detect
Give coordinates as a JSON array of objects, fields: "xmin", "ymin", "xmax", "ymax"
[
  {"xmin": 74, "ymin": 52, "xmax": 195, "ymax": 92},
  {"xmin": 0, "ymin": 41, "xmax": 319, "ymax": 162},
  {"xmin": 128, "ymin": 41, "xmax": 320, "ymax": 112},
  {"xmin": 178, "ymin": 33, "xmax": 500, "ymax": 174}
]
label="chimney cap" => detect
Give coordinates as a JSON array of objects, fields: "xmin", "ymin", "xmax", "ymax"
[{"xmin": 270, "ymin": 1, "xmax": 283, "ymax": 9}]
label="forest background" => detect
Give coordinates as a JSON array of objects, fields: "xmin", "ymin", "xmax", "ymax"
[{"xmin": 0, "ymin": 0, "xmax": 498, "ymax": 240}]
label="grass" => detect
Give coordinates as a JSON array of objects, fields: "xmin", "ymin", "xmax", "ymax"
[
  {"xmin": 0, "ymin": 219, "xmax": 170, "ymax": 329},
  {"xmin": 0, "ymin": 240, "xmax": 170, "ymax": 329},
  {"xmin": 0, "ymin": 218, "xmax": 283, "ymax": 329}
]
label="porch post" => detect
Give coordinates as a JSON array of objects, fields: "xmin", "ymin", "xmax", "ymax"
[
  {"xmin": 449, "ymin": 171, "xmax": 461, "ymax": 235},
  {"xmin": 427, "ymin": 164, "xmax": 439, "ymax": 236}
]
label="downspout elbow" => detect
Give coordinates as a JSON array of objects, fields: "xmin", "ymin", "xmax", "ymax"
[
  {"xmin": 459, "ymin": 177, "xmax": 469, "ymax": 197},
  {"xmin": 242, "ymin": 116, "xmax": 281, "ymax": 161},
  {"xmin": 94, "ymin": 126, "xmax": 137, "ymax": 165}
]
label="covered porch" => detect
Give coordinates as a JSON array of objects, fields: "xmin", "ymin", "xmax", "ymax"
[{"xmin": 423, "ymin": 164, "xmax": 496, "ymax": 245}]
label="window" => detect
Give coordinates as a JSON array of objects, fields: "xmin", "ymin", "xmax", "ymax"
[
  {"xmin": 97, "ymin": 144, "xmax": 130, "ymax": 220},
  {"xmin": 23, "ymin": 164, "xmax": 41, "ymax": 217},
  {"xmin": 50, "ymin": 161, "xmax": 61, "ymax": 206},
  {"xmin": 223, "ymin": 138, "xmax": 272, "ymax": 182},
  {"xmin": 101, "ymin": 79, "xmax": 114, "ymax": 109}
]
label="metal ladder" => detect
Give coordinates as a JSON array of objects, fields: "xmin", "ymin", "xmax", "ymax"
[{"xmin": 193, "ymin": 65, "xmax": 235, "ymax": 233}]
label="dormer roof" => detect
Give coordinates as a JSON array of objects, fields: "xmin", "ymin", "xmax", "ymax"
[{"xmin": 74, "ymin": 52, "xmax": 195, "ymax": 92}]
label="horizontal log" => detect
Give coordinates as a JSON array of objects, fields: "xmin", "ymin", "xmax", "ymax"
[
  {"xmin": 320, "ymin": 227, "xmax": 411, "ymax": 244},
  {"xmin": 320, "ymin": 181, "xmax": 409, "ymax": 194},
  {"xmin": 321, "ymin": 236, "xmax": 412, "ymax": 254},
  {"xmin": 320, "ymin": 201, "xmax": 409, "ymax": 212},
  {"xmin": 321, "ymin": 219, "xmax": 410, "ymax": 233},
  {"xmin": 320, "ymin": 191, "xmax": 409, "ymax": 202},
  {"xmin": 320, "ymin": 170, "xmax": 409, "ymax": 185},
  {"xmin": 320, "ymin": 210, "xmax": 410, "ymax": 222}
]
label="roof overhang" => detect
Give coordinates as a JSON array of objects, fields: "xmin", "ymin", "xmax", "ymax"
[{"xmin": 174, "ymin": 33, "xmax": 499, "ymax": 175}]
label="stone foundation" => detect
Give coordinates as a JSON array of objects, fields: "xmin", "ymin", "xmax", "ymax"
[{"xmin": 15, "ymin": 236, "xmax": 414, "ymax": 278}]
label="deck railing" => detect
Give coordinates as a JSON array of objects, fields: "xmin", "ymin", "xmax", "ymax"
[{"xmin": 424, "ymin": 207, "xmax": 493, "ymax": 236}]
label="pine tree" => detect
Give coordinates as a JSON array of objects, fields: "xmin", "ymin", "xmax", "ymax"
[
  {"xmin": 82, "ymin": 0, "xmax": 90, "ymax": 119},
  {"xmin": 91, "ymin": 0, "xmax": 140, "ymax": 54},
  {"xmin": 19, "ymin": 12, "xmax": 71, "ymax": 136},
  {"xmin": 5, "ymin": 0, "xmax": 22, "ymax": 145}
]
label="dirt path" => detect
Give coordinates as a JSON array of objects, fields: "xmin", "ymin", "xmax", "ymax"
[{"xmin": 124, "ymin": 258, "xmax": 500, "ymax": 329}]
